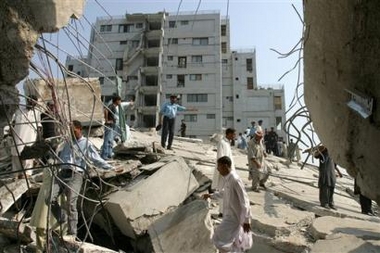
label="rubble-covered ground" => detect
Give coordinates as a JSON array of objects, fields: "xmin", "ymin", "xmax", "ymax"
[{"xmin": 0, "ymin": 129, "xmax": 379, "ymax": 253}]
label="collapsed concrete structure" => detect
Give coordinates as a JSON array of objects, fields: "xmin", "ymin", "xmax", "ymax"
[
  {"xmin": 0, "ymin": 0, "xmax": 85, "ymax": 134},
  {"xmin": 304, "ymin": 1, "xmax": 380, "ymax": 204}
]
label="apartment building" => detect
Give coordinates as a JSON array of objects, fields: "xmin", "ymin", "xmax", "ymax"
[{"xmin": 66, "ymin": 11, "xmax": 286, "ymax": 140}]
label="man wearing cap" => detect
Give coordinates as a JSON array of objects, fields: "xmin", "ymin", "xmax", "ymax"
[
  {"xmin": 247, "ymin": 130, "xmax": 268, "ymax": 192},
  {"xmin": 159, "ymin": 94, "xmax": 195, "ymax": 150}
]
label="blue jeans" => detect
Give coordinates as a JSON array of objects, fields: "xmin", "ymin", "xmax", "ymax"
[{"xmin": 101, "ymin": 124, "xmax": 114, "ymax": 159}]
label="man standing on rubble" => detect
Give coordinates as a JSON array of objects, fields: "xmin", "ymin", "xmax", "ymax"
[
  {"xmin": 101, "ymin": 95, "xmax": 121, "ymax": 160},
  {"xmin": 158, "ymin": 94, "xmax": 196, "ymax": 150},
  {"xmin": 247, "ymin": 131, "xmax": 268, "ymax": 192},
  {"xmin": 11, "ymin": 94, "xmax": 42, "ymax": 179},
  {"xmin": 313, "ymin": 145, "xmax": 342, "ymax": 210},
  {"xmin": 49, "ymin": 120, "xmax": 113, "ymax": 241},
  {"xmin": 212, "ymin": 128, "xmax": 236, "ymax": 217},
  {"xmin": 203, "ymin": 156, "xmax": 252, "ymax": 253}
]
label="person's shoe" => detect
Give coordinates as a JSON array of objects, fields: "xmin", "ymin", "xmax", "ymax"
[
  {"xmin": 259, "ymin": 183, "xmax": 267, "ymax": 190},
  {"xmin": 167, "ymin": 147, "xmax": 173, "ymax": 150},
  {"xmin": 329, "ymin": 204, "xmax": 337, "ymax": 210},
  {"xmin": 62, "ymin": 234, "xmax": 77, "ymax": 243},
  {"xmin": 252, "ymin": 188, "xmax": 260, "ymax": 193},
  {"xmin": 321, "ymin": 204, "xmax": 330, "ymax": 209}
]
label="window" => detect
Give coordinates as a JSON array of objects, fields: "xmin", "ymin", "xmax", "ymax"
[
  {"xmin": 68, "ymin": 65, "xmax": 74, "ymax": 71},
  {"xmin": 246, "ymin": 58, "xmax": 253, "ymax": 71},
  {"xmin": 99, "ymin": 77, "xmax": 104, "ymax": 85},
  {"xmin": 221, "ymin": 25, "xmax": 227, "ymax": 36},
  {"xmin": 189, "ymin": 74, "xmax": 202, "ymax": 81},
  {"xmin": 131, "ymin": 40, "xmax": 140, "ymax": 48},
  {"xmin": 118, "ymin": 24, "xmax": 133, "ymax": 33},
  {"xmin": 120, "ymin": 40, "xmax": 128, "ymax": 45},
  {"xmin": 187, "ymin": 94, "xmax": 208, "ymax": 103},
  {"xmin": 222, "ymin": 59, "xmax": 228, "ymax": 64},
  {"xmin": 166, "ymin": 74, "xmax": 173, "ymax": 79},
  {"xmin": 235, "ymin": 77, "xmax": 239, "ymax": 81},
  {"xmin": 221, "ymin": 42, "xmax": 227, "ymax": 53},
  {"xmin": 169, "ymin": 21, "xmax": 176, "ymax": 28},
  {"xmin": 116, "ymin": 58, "xmax": 123, "ymax": 71},
  {"xmin": 276, "ymin": 117, "xmax": 282, "ymax": 130},
  {"xmin": 167, "ymin": 55, "xmax": 173, "ymax": 61},
  {"xmin": 274, "ymin": 96, "xmax": 282, "ymax": 110},
  {"xmin": 191, "ymin": 55, "xmax": 202, "ymax": 63},
  {"xmin": 235, "ymin": 57, "xmax": 238, "ymax": 61},
  {"xmin": 184, "ymin": 114, "xmax": 197, "ymax": 122},
  {"xmin": 136, "ymin": 23, "xmax": 143, "ymax": 28},
  {"xmin": 168, "ymin": 38, "xmax": 178, "ymax": 44},
  {"xmin": 206, "ymin": 114, "xmax": 215, "ymax": 119},
  {"xmin": 192, "ymin": 37, "xmax": 208, "ymax": 45},
  {"xmin": 178, "ymin": 57, "xmax": 187, "ymax": 68},
  {"xmin": 177, "ymin": 75, "xmax": 185, "ymax": 87},
  {"xmin": 100, "ymin": 25, "xmax": 112, "ymax": 32},
  {"xmin": 180, "ymin": 20, "xmax": 189, "ymax": 25},
  {"xmin": 247, "ymin": 77, "xmax": 254, "ymax": 90}
]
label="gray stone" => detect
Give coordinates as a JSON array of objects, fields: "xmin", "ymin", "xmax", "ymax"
[
  {"xmin": 106, "ymin": 156, "xmax": 199, "ymax": 238},
  {"xmin": 148, "ymin": 200, "xmax": 214, "ymax": 253},
  {"xmin": 310, "ymin": 216, "xmax": 380, "ymax": 240},
  {"xmin": 0, "ymin": 180, "xmax": 28, "ymax": 215},
  {"xmin": 310, "ymin": 234, "xmax": 380, "ymax": 253}
]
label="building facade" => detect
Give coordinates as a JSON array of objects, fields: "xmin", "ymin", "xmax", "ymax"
[{"xmin": 66, "ymin": 11, "xmax": 286, "ymax": 140}]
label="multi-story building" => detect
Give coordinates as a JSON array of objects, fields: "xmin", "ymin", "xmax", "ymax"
[{"xmin": 66, "ymin": 11, "xmax": 286, "ymax": 140}]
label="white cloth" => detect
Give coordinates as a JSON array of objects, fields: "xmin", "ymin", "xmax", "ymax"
[
  {"xmin": 11, "ymin": 107, "xmax": 41, "ymax": 155},
  {"xmin": 212, "ymin": 137, "xmax": 235, "ymax": 190},
  {"xmin": 211, "ymin": 171, "xmax": 252, "ymax": 252}
]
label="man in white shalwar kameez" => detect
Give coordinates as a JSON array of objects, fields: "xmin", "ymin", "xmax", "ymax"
[
  {"xmin": 11, "ymin": 95, "xmax": 41, "ymax": 178},
  {"xmin": 204, "ymin": 156, "xmax": 252, "ymax": 253},
  {"xmin": 212, "ymin": 128, "xmax": 236, "ymax": 216}
]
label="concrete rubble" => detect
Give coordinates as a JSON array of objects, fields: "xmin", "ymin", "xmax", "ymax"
[{"xmin": 0, "ymin": 129, "xmax": 379, "ymax": 252}]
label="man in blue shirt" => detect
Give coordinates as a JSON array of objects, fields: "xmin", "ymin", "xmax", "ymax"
[
  {"xmin": 49, "ymin": 120, "xmax": 113, "ymax": 241},
  {"xmin": 159, "ymin": 94, "xmax": 194, "ymax": 150}
]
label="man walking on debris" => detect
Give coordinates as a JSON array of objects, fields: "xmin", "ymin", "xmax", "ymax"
[
  {"xmin": 11, "ymin": 95, "xmax": 42, "ymax": 179},
  {"xmin": 313, "ymin": 145, "xmax": 342, "ymax": 210},
  {"xmin": 212, "ymin": 128, "xmax": 236, "ymax": 217},
  {"xmin": 49, "ymin": 120, "xmax": 113, "ymax": 241},
  {"xmin": 247, "ymin": 131, "xmax": 268, "ymax": 192},
  {"xmin": 179, "ymin": 119, "xmax": 187, "ymax": 137},
  {"xmin": 203, "ymin": 156, "xmax": 252, "ymax": 253},
  {"xmin": 158, "ymin": 94, "xmax": 195, "ymax": 150}
]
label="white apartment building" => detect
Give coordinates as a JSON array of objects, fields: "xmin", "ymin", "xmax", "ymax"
[{"xmin": 66, "ymin": 11, "xmax": 286, "ymax": 140}]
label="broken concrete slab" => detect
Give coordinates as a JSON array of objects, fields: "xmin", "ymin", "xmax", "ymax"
[
  {"xmin": 0, "ymin": 180, "xmax": 28, "ymax": 215},
  {"xmin": 248, "ymin": 191, "xmax": 314, "ymax": 238},
  {"xmin": 310, "ymin": 233, "xmax": 380, "ymax": 253},
  {"xmin": 148, "ymin": 200, "xmax": 214, "ymax": 253},
  {"xmin": 88, "ymin": 160, "xmax": 142, "ymax": 179},
  {"xmin": 0, "ymin": 217, "xmax": 35, "ymax": 243},
  {"xmin": 310, "ymin": 216, "xmax": 380, "ymax": 241},
  {"xmin": 105, "ymin": 156, "xmax": 199, "ymax": 238}
]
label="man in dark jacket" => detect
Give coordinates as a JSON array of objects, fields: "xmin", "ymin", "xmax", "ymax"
[{"xmin": 313, "ymin": 145, "xmax": 342, "ymax": 210}]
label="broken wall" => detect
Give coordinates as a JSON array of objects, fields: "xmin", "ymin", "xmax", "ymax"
[
  {"xmin": 25, "ymin": 78, "xmax": 104, "ymax": 125},
  {"xmin": 304, "ymin": 0, "xmax": 380, "ymax": 204},
  {"xmin": 0, "ymin": 0, "xmax": 85, "ymax": 131}
]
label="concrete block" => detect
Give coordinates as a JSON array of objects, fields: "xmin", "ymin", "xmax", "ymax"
[
  {"xmin": 106, "ymin": 156, "xmax": 199, "ymax": 238},
  {"xmin": 310, "ymin": 233, "xmax": 380, "ymax": 253},
  {"xmin": 148, "ymin": 200, "xmax": 214, "ymax": 253},
  {"xmin": 0, "ymin": 180, "xmax": 28, "ymax": 215},
  {"xmin": 310, "ymin": 216, "xmax": 380, "ymax": 240},
  {"xmin": 24, "ymin": 78, "xmax": 104, "ymax": 126}
]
